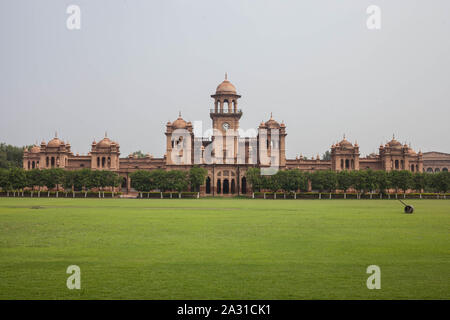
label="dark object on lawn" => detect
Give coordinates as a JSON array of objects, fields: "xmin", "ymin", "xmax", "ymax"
[
  {"xmin": 398, "ymin": 199, "xmax": 414, "ymax": 214},
  {"xmin": 31, "ymin": 206, "xmax": 43, "ymax": 209}
]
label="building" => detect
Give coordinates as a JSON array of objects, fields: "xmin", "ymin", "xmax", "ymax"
[{"xmin": 23, "ymin": 76, "xmax": 448, "ymax": 195}]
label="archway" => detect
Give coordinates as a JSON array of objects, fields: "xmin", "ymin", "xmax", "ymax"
[
  {"xmin": 435, "ymin": 168, "xmax": 440, "ymax": 173},
  {"xmin": 443, "ymin": 168, "xmax": 448, "ymax": 172},
  {"xmin": 241, "ymin": 177, "xmax": 247, "ymax": 194},
  {"xmin": 223, "ymin": 179, "xmax": 229, "ymax": 194},
  {"xmin": 121, "ymin": 177, "xmax": 127, "ymax": 191},
  {"xmin": 427, "ymin": 167, "xmax": 433, "ymax": 172},
  {"xmin": 217, "ymin": 179, "xmax": 221, "ymax": 194},
  {"xmin": 206, "ymin": 177, "xmax": 211, "ymax": 194},
  {"xmin": 231, "ymin": 179, "xmax": 235, "ymax": 194}
]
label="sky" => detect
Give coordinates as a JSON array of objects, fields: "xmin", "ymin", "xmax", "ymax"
[{"xmin": 1, "ymin": 0, "xmax": 449, "ymax": 158}]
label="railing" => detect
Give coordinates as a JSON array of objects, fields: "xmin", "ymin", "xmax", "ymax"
[{"xmin": 210, "ymin": 109, "xmax": 242, "ymax": 114}]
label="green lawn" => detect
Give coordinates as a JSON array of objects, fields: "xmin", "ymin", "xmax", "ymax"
[{"xmin": 0, "ymin": 198, "xmax": 448, "ymax": 299}]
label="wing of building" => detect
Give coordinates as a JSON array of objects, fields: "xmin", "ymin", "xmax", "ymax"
[{"xmin": 23, "ymin": 76, "xmax": 449, "ymax": 195}]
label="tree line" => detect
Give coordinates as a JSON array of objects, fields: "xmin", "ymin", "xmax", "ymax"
[
  {"xmin": 246, "ymin": 168, "xmax": 450, "ymax": 194},
  {"xmin": 0, "ymin": 168, "xmax": 122, "ymax": 194},
  {"xmin": 0, "ymin": 166, "xmax": 208, "ymax": 194},
  {"xmin": 129, "ymin": 166, "xmax": 208, "ymax": 193}
]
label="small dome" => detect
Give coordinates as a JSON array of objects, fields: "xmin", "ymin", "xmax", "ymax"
[
  {"xmin": 265, "ymin": 113, "xmax": 280, "ymax": 128},
  {"xmin": 172, "ymin": 113, "xmax": 187, "ymax": 129},
  {"xmin": 215, "ymin": 74, "xmax": 237, "ymax": 94},
  {"xmin": 47, "ymin": 137, "xmax": 63, "ymax": 148},
  {"xmin": 338, "ymin": 138, "xmax": 353, "ymax": 148},
  {"xmin": 30, "ymin": 145, "xmax": 40, "ymax": 153},
  {"xmin": 387, "ymin": 138, "xmax": 402, "ymax": 148},
  {"xmin": 97, "ymin": 137, "xmax": 112, "ymax": 148}
]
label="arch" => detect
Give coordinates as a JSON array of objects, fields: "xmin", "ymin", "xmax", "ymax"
[
  {"xmin": 217, "ymin": 179, "xmax": 221, "ymax": 194},
  {"xmin": 32, "ymin": 161, "xmax": 35, "ymax": 169},
  {"xmin": 411, "ymin": 164, "xmax": 415, "ymax": 172},
  {"xmin": 46, "ymin": 156, "xmax": 49, "ymax": 167},
  {"xmin": 223, "ymin": 179, "xmax": 229, "ymax": 194},
  {"xmin": 231, "ymin": 179, "xmax": 235, "ymax": 194},
  {"xmin": 443, "ymin": 168, "xmax": 448, "ymax": 172},
  {"xmin": 102, "ymin": 157, "xmax": 106, "ymax": 168},
  {"xmin": 395, "ymin": 159, "xmax": 399, "ymax": 170},
  {"xmin": 435, "ymin": 168, "xmax": 440, "ymax": 173},
  {"xmin": 51, "ymin": 157, "xmax": 55, "ymax": 167},
  {"xmin": 121, "ymin": 177, "xmax": 127, "ymax": 191},
  {"xmin": 241, "ymin": 176, "xmax": 247, "ymax": 194},
  {"xmin": 345, "ymin": 159, "xmax": 350, "ymax": 169},
  {"xmin": 206, "ymin": 177, "xmax": 211, "ymax": 194},
  {"xmin": 97, "ymin": 157, "xmax": 100, "ymax": 167},
  {"xmin": 426, "ymin": 167, "xmax": 433, "ymax": 173}
]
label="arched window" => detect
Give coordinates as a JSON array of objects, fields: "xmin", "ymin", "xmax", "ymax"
[
  {"xmin": 241, "ymin": 176, "xmax": 247, "ymax": 194},
  {"xmin": 223, "ymin": 179, "xmax": 229, "ymax": 194},
  {"xmin": 395, "ymin": 160, "xmax": 399, "ymax": 170},
  {"xmin": 206, "ymin": 177, "xmax": 211, "ymax": 194},
  {"xmin": 435, "ymin": 168, "xmax": 440, "ymax": 173},
  {"xmin": 32, "ymin": 161, "xmax": 35, "ymax": 169},
  {"xmin": 51, "ymin": 157, "xmax": 55, "ymax": 167},
  {"xmin": 217, "ymin": 179, "xmax": 221, "ymax": 194},
  {"xmin": 411, "ymin": 164, "xmax": 414, "ymax": 172},
  {"xmin": 426, "ymin": 167, "xmax": 433, "ymax": 172},
  {"xmin": 46, "ymin": 157, "xmax": 49, "ymax": 167},
  {"xmin": 102, "ymin": 157, "xmax": 106, "ymax": 168},
  {"xmin": 443, "ymin": 168, "xmax": 448, "ymax": 172},
  {"xmin": 345, "ymin": 159, "xmax": 350, "ymax": 169},
  {"xmin": 97, "ymin": 157, "xmax": 100, "ymax": 167}
]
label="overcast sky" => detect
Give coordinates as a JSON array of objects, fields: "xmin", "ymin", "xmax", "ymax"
[{"xmin": 1, "ymin": 0, "xmax": 449, "ymax": 158}]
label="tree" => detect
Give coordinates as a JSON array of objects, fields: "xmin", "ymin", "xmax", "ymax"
[
  {"xmin": 7, "ymin": 168, "xmax": 27, "ymax": 193},
  {"xmin": 189, "ymin": 166, "xmax": 208, "ymax": 192},
  {"xmin": 130, "ymin": 170, "xmax": 152, "ymax": 192},
  {"xmin": 149, "ymin": 169, "xmax": 168, "ymax": 191},
  {"xmin": 337, "ymin": 170, "xmax": 353, "ymax": 193},
  {"xmin": 321, "ymin": 150, "xmax": 331, "ymax": 161},
  {"xmin": 246, "ymin": 167, "xmax": 264, "ymax": 192},
  {"xmin": 0, "ymin": 143, "xmax": 26, "ymax": 169},
  {"xmin": 0, "ymin": 168, "xmax": 11, "ymax": 191},
  {"xmin": 374, "ymin": 170, "xmax": 389, "ymax": 194},
  {"xmin": 263, "ymin": 173, "xmax": 281, "ymax": 193},
  {"xmin": 412, "ymin": 172, "xmax": 427, "ymax": 192},
  {"xmin": 390, "ymin": 170, "xmax": 412, "ymax": 194},
  {"xmin": 432, "ymin": 171, "xmax": 450, "ymax": 193},
  {"xmin": 131, "ymin": 150, "xmax": 146, "ymax": 158},
  {"xmin": 166, "ymin": 170, "xmax": 188, "ymax": 192}
]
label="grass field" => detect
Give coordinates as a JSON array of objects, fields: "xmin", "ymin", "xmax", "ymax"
[{"xmin": 0, "ymin": 198, "xmax": 448, "ymax": 299}]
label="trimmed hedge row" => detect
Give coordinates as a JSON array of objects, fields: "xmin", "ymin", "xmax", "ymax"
[
  {"xmin": 252, "ymin": 192, "xmax": 450, "ymax": 199},
  {"xmin": 136, "ymin": 192, "xmax": 199, "ymax": 199}
]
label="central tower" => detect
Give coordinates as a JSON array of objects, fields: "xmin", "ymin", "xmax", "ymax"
[
  {"xmin": 210, "ymin": 74, "xmax": 242, "ymax": 134},
  {"xmin": 210, "ymin": 74, "xmax": 242, "ymax": 163}
]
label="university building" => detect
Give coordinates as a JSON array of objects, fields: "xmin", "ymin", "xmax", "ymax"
[{"xmin": 23, "ymin": 77, "xmax": 450, "ymax": 195}]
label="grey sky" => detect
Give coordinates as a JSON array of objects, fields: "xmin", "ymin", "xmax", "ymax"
[{"xmin": 1, "ymin": 0, "xmax": 449, "ymax": 158}]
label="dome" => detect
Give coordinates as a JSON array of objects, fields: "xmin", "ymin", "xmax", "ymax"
[
  {"xmin": 215, "ymin": 74, "xmax": 237, "ymax": 94},
  {"xmin": 337, "ymin": 138, "xmax": 353, "ymax": 148},
  {"xmin": 47, "ymin": 137, "xmax": 63, "ymax": 148},
  {"xmin": 172, "ymin": 113, "xmax": 187, "ymax": 129},
  {"xmin": 30, "ymin": 145, "xmax": 40, "ymax": 153},
  {"xmin": 265, "ymin": 113, "xmax": 280, "ymax": 128},
  {"xmin": 387, "ymin": 138, "xmax": 402, "ymax": 148},
  {"xmin": 97, "ymin": 137, "xmax": 112, "ymax": 148}
]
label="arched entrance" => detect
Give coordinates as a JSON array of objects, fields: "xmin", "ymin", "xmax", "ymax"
[
  {"xmin": 217, "ymin": 179, "xmax": 221, "ymax": 194},
  {"xmin": 231, "ymin": 179, "xmax": 235, "ymax": 194},
  {"xmin": 206, "ymin": 177, "xmax": 211, "ymax": 194},
  {"xmin": 241, "ymin": 177, "xmax": 247, "ymax": 194},
  {"xmin": 121, "ymin": 177, "xmax": 127, "ymax": 191},
  {"xmin": 223, "ymin": 179, "xmax": 229, "ymax": 194}
]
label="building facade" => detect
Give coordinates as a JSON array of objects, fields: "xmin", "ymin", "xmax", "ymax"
[{"xmin": 23, "ymin": 76, "xmax": 449, "ymax": 195}]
